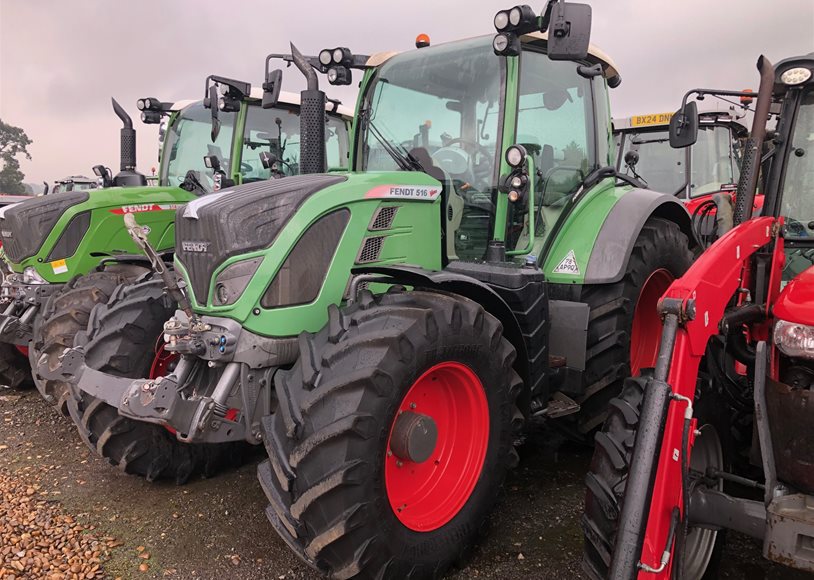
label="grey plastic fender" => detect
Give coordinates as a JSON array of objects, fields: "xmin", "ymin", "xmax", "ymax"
[{"xmin": 584, "ymin": 188, "xmax": 695, "ymax": 284}]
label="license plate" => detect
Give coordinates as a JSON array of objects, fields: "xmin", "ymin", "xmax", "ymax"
[{"xmin": 630, "ymin": 112, "xmax": 674, "ymax": 127}]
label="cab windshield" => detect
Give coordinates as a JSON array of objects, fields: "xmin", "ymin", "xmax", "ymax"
[
  {"xmin": 161, "ymin": 102, "xmax": 237, "ymax": 189},
  {"xmin": 240, "ymin": 105, "xmax": 349, "ymax": 181},
  {"xmin": 619, "ymin": 124, "xmax": 742, "ymax": 197},
  {"xmin": 359, "ymin": 36, "xmax": 502, "ymax": 260}
]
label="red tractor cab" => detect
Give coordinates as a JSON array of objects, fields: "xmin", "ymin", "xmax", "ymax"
[
  {"xmin": 583, "ymin": 53, "xmax": 814, "ymax": 579},
  {"xmin": 614, "ymin": 104, "xmax": 756, "ymax": 246}
]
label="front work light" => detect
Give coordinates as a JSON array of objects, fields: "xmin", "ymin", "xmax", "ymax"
[
  {"xmin": 327, "ymin": 66, "xmax": 351, "ymax": 86},
  {"xmin": 780, "ymin": 67, "xmax": 812, "ymax": 86},
  {"xmin": 505, "ymin": 144, "xmax": 527, "ymax": 168}
]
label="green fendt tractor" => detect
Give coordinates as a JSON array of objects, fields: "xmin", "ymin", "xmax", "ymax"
[
  {"xmin": 50, "ymin": 1, "xmax": 697, "ymax": 576},
  {"xmin": 0, "ymin": 74, "xmax": 351, "ymax": 405}
]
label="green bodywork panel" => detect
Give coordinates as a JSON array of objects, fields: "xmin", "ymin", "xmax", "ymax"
[
  {"xmin": 10, "ymin": 186, "xmax": 195, "ymax": 282},
  {"xmin": 178, "ymin": 171, "xmax": 443, "ymax": 336},
  {"xmin": 538, "ymin": 178, "xmax": 627, "ymax": 284}
]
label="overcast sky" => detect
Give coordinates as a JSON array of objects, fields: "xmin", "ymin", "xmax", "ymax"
[{"xmin": 1, "ymin": 0, "xmax": 813, "ymax": 185}]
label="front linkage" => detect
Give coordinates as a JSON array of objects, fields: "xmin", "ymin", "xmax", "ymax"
[{"xmin": 42, "ymin": 218, "xmax": 290, "ymax": 447}]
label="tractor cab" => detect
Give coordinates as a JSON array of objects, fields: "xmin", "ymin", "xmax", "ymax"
[
  {"xmin": 48, "ymin": 175, "xmax": 99, "ymax": 194},
  {"xmin": 356, "ymin": 30, "xmax": 621, "ymax": 264},
  {"xmin": 147, "ymin": 81, "xmax": 352, "ymax": 193},
  {"xmin": 614, "ymin": 106, "xmax": 748, "ymax": 202},
  {"xmin": 774, "ymin": 65, "xmax": 814, "ymax": 280}
]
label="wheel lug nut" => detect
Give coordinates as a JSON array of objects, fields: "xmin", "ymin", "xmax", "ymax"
[
  {"xmin": 396, "ymin": 460, "xmax": 403, "ymax": 468},
  {"xmin": 409, "ymin": 402, "xmax": 416, "ymax": 409},
  {"xmin": 387, "ymin": 450, "xmax": 393, "ymax": 457}
]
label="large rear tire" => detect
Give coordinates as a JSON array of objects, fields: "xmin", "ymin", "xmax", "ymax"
[
  {"xmin": 31, "ymin": 267, "xmax": 145, "ymax": 413},
  {"xmin": 581, "ymin": 376, "xmax": 725, "ymax": 580},
  {"xmin": 66, "ymin": 277, "xmax": 252, "ymax": 483},
  {"xmin": 258, "ymin": 289, "xmax": 523, "ymax": 579},
  {"xmin": 575, "ymin": 217, "xmax": 693, "ymax": 434}
]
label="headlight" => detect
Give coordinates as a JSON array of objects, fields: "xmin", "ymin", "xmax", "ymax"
[
  {"xmin": 774, "ymin": 319, "xmax": 814, "ymax": 360},
  {"xmin": 22, "ymin": 267, "xmax": 48, "ymax": 285},
  {"xmin": 212, "ymin": 257, "xmax": 262, "ymax": 306}
]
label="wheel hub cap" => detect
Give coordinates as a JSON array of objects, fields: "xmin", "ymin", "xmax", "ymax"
[{"xmin": 390, "ymin": 411, "xmax": 438, "ymax": 464}]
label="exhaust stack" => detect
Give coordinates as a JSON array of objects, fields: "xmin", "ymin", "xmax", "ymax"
[
  {"xmin": 111, "ymin": 98, "xmax": 147, "ymax": 187},
  {"xmin": 290, "ymin": 43, "xmax": 326, "ymax": 174},
  {"xmin": 733, "ymin": 56, "xmax": 775, "ymax": 224}
]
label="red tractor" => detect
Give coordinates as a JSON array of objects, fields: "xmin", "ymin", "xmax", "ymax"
[{"xmin": 582, "ymin": 52, "xmax": 814, "ymax": 578}]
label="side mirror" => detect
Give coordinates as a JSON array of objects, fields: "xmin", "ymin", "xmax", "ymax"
[
  {"xmin": 42, "ymin": 181, "xmax": 49, "ymax": 195},
  {"xmin": 624, "ymin": 150, "xmax": 639, "ymax": 169},
  {"xmin": 259, "ymin": 151, "xmax": 279, "ymax": 170},
  {"xmin": 203, "ymin": 155, "xmax": 221, "ymax": 171},
  {"xmin": 669, "ymin": 101, "xmax": 698, "ymax": 148},
  {"xmin": 263, "ymin": 69, "xmax": 283, "ymax": 109},
  {"xmin": 547, "ymin": 2, "xmax": 592, "ymax": 61}
]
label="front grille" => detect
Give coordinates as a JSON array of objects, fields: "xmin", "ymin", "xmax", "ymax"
[
  {"xmin": 370, "ymin": 206, "xmax": 398, "ymax": 230},
  {"xmin": 357, "ymin": 236, "xmax": 385, "ymax": 264},
  {"xmin": 1, "ymin": 191, "xmax": 89, "ymax": 263},
  {"xmin": 175, "ymin": 174, "xmax": 347, "ymax": 303}
]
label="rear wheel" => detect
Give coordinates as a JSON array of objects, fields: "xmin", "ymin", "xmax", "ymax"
[
  {"xmin": 258, "ymin": 289, "xmax": 523, "ymax": 579},
  {"xmin": 581, "ymin": 376, "xmax": 725, "ymax": 580},
  {"xmin": 32, "ymin": 267, "xmax": 146, "ymax": 413},
  {"xmin": 66, "ymin": 277, "xmax": 251, "ymax": 483},
  {"xmin": 575, "ymin": 217, "xmax": 693, "ymax": 434}
]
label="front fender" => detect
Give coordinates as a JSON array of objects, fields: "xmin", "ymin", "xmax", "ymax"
[{"xmin": 351, "ymin": 264, "xmax": 531, "ymax": 401}]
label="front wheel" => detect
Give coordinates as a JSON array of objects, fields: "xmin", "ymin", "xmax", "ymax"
[
  {"xmin": 258, "ymin": 289, "xmax": 523, "ymax": 579},
  {"xmin": 67, "ymin": 277, "xmax": 252, "ymax": 483},
  {"xmin": 581, "ymin": 376, "xmax": 725, "ymax": 580}
]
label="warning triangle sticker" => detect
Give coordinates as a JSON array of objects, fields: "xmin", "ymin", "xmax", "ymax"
[{"xmin": 553, "ymin": 250, "xmax": 580, "ymax": 275}]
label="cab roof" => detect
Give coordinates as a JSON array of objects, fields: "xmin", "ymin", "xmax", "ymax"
[
  {"xmin": 169, "ymin": 90, "xmax": 354, "ymax": 120},
  {"xmin": 365, "ymin": 32, "xmax": 620, "ymax": 83}
]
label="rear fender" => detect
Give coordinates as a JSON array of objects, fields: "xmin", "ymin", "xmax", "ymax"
[{"xmin": 583, "ymin": 189, "xmax": 695, "ymax": 284}]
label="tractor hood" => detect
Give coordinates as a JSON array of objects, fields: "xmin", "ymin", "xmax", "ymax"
[
  {"xmin": 175, "ymin": 174, "xmax": 348, "ymax": 302},
  {"xmin": 0, "ymin": 190, "xmax": 90, "ymax": 263},
  {"xmin": 0, "ymin": 185, "xmax": 193, "ymax": 273},
  {"xmin": 774, "ymin": 266, "xmax": 814, "ymax": 325}
]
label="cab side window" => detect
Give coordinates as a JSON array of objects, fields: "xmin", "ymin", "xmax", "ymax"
[{"xmin": 517, "ymin": 50, "xmax": 595, "ymax": 205}]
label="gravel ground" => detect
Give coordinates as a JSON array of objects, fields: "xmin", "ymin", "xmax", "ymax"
[{"xmin": 1, "ymin": 388, "xmax": 809, "ymax": 580}]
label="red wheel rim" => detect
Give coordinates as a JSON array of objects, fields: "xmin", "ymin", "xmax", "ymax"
[
  {"xmin": 630, "ymin": 268, "xmax": 674, "ymax": 376},
  {"xmin": 149, "ymin": 339, "xmax": 178, "ymax": 379},
  {"xmin": 385, "ymin": 361, "xmax": 489, "ymax": 532}
]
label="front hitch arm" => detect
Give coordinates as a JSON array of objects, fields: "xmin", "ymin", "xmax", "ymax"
[{"xmin": 123, "ymin": 213, "xmax": 198, "ymax": 323}]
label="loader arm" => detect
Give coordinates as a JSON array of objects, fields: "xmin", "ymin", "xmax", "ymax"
[{"xmin": 615, "ymin": 216, "xmax": 779, "ymax": 577}]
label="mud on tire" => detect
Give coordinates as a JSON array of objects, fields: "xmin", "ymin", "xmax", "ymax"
[
  {"xmin": 257, "ymin": 289, "xmax": 524, "ymax": 579},
  {"xmin": 31, "ymin": 266, "xmax": 147, "ymax": 413},
  {"xmin": 66, "ymin": 277, "xmax": 252, "ymax": 484},
  {"xmin": 575, "ymin": 217, "xmax": 693, "ymax": 434}
]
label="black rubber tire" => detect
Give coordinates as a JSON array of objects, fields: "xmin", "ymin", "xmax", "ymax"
[
  {"xmin": 66, "ymin": 277, "xmax": 252, "ymax": 484},
  {"xmin": 575, "ymin": 217, "xmax": 693, "ymax": 434},
  {"xmin": 0, "ymin": 342, "xmax": 33, "ymax": 390},
  {"xmin": 31, "ymin": 267, "xmax": 142, "ymax": 413},
  {"xmin": 581, "ymin": 375, "xmax": 725, "ymax": 580},
  {"xmin": 258, "ymin": 289, "xmax": 523, "ymax": 579}
]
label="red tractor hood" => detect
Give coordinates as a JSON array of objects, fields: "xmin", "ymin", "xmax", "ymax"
[{"xmin": 774, "ymin": 266, "xmax": 814, "ymax": 325}]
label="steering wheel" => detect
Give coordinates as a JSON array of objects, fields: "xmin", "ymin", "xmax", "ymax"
[{"xmin": 432, "ymin": 138, "xmax": 494, "ymax": 189}]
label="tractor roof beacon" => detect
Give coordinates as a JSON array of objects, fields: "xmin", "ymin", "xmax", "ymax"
[
  {"xmin": 582, "ymin": 53, "xmax": 814, "ymax": 579},
  {"xmin": 0, "ymin": 73, "xmax": 350, "ymax": 403},
  {"xmin": 54, "ymin": 2, "xmax": 696, "ymax": 577}
]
